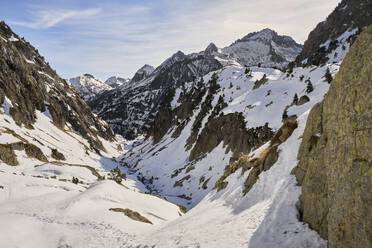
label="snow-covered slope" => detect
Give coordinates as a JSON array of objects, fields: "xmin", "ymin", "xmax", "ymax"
[
  {"xmin": 105, "ymin": 76, "xmax": 130, "ymax": 88},
  {"xmin": 69, "ymin": 74, "xmax": 113, "ymax": 101},
  {"xmin": 0, "ymin": 108, "xmax": 183, "ymax": 247}
]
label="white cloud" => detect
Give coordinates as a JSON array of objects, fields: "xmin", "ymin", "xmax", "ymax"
[{"xmin": 10, "ymin": 8, "xmax": 100, "ymax": 29}]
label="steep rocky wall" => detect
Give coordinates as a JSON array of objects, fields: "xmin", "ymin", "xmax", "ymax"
[
  {"xmin": 293, "ymin": 25, "xmax": 372, "ymax": 248},
  {"xmin": 0, "ymin": 21, "xmax": 114, "ymax": 151}
]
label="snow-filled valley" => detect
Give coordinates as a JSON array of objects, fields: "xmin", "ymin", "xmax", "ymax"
[
  {"xmin": 1, "ymin": 61, "xmax": 337, "ymax": 247},
  {"xmin": 1, "ymin": 0, "xmax": 371, "ymax": 246}
]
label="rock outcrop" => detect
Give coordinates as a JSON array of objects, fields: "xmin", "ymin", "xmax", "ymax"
[{"xmin": 293, "ymin": 25, "xmax": 372, "ymax": 248}]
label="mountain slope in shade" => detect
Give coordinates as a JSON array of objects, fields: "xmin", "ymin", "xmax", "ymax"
[{"xmin": 69, "ymin": 74, "xmax": 113, "ymax": 101}]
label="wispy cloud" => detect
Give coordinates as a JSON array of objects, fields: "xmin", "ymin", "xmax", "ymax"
[{"xmin": 10, "ymin": 8, "xmax": 100, "ymax": 29}]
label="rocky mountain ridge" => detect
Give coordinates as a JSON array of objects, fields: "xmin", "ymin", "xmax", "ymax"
[{"xmin": 88, "ymin": 28, "xmax": 303, "ymax": 138}]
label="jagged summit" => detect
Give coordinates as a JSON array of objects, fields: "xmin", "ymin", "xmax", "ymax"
[
  {"xmin": 235, "ymin": 28, "xmax": 277, "ymax": 43},
  {"xmin": 159, "ymin": 50, "xmax": 186, "ymax": 69},
  {"xmin": 204, "ymin": 42, "xmax": 219, "ymax": 55},
  {"xmin": 130, "ymin": 64, "xmax": 155, "ymax": 83},
  {"xmin": 222, "ymin": 28, "xmax": 303, "ymax": 68}
]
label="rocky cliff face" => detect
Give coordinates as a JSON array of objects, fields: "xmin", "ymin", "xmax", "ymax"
[
  {"xmin": 293, "ymin": 25, "xmax": 372, "ymax": 248},
  {"xmin": 296, "ymin": 0, "xmax": 372, "ymax": 65},
  {"xmin": 0, "ymin": 21, "xmax": 115, "ymax": 151}
]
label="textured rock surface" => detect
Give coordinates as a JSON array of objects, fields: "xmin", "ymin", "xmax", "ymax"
[{"xmin": 293, "ymin": 25, "xmax": 372, "ymax": 247}]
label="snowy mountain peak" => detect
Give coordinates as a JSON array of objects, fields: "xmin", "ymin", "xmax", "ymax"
[
  {"xmin": 140, "ymin": 64, "xmax": 155, "ymax": 74},
  {"xmin": 130, "ymin": 64, "xmax": 155, "ymax": 83},
  {"xmin": 221, "ymin": 28, "xmax": 302, "ymax": 68},
  {"xmin": 161, "ymin": 50, "xmax": 186, "ymax": 67},
  {"xmin": 237, "ymin": 28, "xmax": 277, "ymax": 43},
  {"xmin": 204, "ymin": 42, "xmax": 219, "ymax": 55},
  {"xmin": 69, "ymin": 74, "xmax": 112, "ymax": 101}
]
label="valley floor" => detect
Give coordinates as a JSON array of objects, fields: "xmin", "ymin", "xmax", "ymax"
[{"xmin": 0, "ymin": 107, "xmax": 326, "ymax": 248}]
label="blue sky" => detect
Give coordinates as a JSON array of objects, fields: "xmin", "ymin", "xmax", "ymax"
[{"xmin": 1, "ymin": 0, "xmax": 341, "ymax": 80}]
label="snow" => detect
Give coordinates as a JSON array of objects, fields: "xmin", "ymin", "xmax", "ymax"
[
  {"xmin": 8, "ymin": 35, "xmax": 19, "ymax": 42},
  {"xmin": 0, "ymin": 97, "xmax": 183, "ymax": 247},
  {"xmin": 38, "ymin": 71, "xmax": 55, "ymax": 81},
  {"xmin": 1, "ymin": 96, "xmax": 13, "ymax": 116},
  {"xmin": 320, "ymin": 28, "xmax": 358, "ymax": 63},
  {"xmin": 170, "ymin": 87, "xmax": 183, "ymax": 109},
  {"xmin": 0, "ymin": 35, "xmax": 7, "ymax": 42},
  {"xmin": 0, "ymin": 58, "xmax": 337, "ymax": 247},
  {"xmin": 24, "ymin": 57, "xmax": 35, "ymax": 64}
]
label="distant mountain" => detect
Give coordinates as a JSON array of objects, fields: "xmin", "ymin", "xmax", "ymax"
[
  {"xmin": 105, "ymin": 76, "xmax": 130, "ymax": 88},
  {"xmin": 221, "ymin": 28, "xmax": 303, "ymax": 68},
  {"xmin": 89, "ymin": 29, "xmax": 301, "ymax": 138},
  {"xmin": 69, "ymin": 74, "xmax": 113, "ymax": 101}
]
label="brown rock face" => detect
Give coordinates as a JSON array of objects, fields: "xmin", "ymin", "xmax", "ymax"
[{"xmin": 293, "ymin": 25, "xmax": 372, "ymax": 247}]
